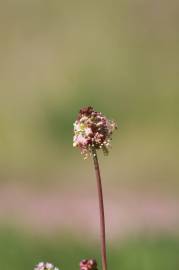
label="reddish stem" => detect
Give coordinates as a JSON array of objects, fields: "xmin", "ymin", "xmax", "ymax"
[{"xmin": 92, "ymin": 149, "xmax": 107, "ymax": 270}]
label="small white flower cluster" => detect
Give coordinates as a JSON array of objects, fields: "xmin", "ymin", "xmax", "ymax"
[
  {"xmin": 34, "ymin": 262, "xmax": 59, "ymax": 270},
  {"xmin": 73, "ymin": 106, "xmax": 117, "ymax": 159}
]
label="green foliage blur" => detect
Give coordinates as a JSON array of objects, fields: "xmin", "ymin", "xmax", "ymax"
[{"xmin": 1, "ymin": 229, "xmax": 179, "ymax": 270}]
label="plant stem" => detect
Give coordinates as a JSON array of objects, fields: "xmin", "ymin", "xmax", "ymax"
[{"xmin": 92, "ymin": 148, "xmax": 107, "ymax": 270}]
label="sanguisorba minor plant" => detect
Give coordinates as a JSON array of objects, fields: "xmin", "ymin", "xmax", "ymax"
[
  {"xmin": 34, "ymin": 106, "xmax": 117, "ymax": 270},
  {"xmin": 73, "ymin": 106, "xmax": 117, "ymax": 270}
]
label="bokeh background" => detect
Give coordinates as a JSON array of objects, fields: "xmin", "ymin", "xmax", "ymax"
[{"xmin": 0, "ymin": 0, "xmax": 179, "ymax": 269}]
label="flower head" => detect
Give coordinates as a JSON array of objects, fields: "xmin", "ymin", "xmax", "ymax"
[
  {"xmin": 34, "ymin": 262, "xmax": 59, "ymax": 270},
  {"xmin": 73, "ymin": 106, "xmax": 117, "ymax": 159},
  {"xmin": 80, "ymin": 259, "xmax": 98, "ymax": 270}
]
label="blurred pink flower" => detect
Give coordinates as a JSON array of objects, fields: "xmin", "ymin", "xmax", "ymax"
[{"xmin": 80, "ymin": 259, "xmax": 98, "ymax": 270}]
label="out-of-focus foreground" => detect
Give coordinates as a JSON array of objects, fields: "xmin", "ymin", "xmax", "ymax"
[{"xmin": 0, "ymin": 0, "xmax": 179, "ymax": 269}]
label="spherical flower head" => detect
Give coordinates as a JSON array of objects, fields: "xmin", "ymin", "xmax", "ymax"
[
  {"xmin": 34, "ymin": 262, "xmax": 59, "ymax": 270},
  {"xmin": 80, "ymin": 259, "xmax": 98, "ymax": 270},
  {"xmin": 73, "ymin": 106, "xmax": 117, "ymax": 159}
]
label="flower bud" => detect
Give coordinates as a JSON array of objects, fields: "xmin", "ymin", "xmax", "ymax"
[{"xmin": 80, "ymin": 259, "xmax": 98, "ymax": 270}]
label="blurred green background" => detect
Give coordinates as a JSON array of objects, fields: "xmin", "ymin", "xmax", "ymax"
[{"xmin": 0, "ymin": 0, "xmax": 179, "ymax": 269}]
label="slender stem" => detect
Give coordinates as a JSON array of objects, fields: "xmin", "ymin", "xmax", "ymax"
[{"xmin": 92, "ymin": 148, "xmax": 107, "ymax": 270}]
